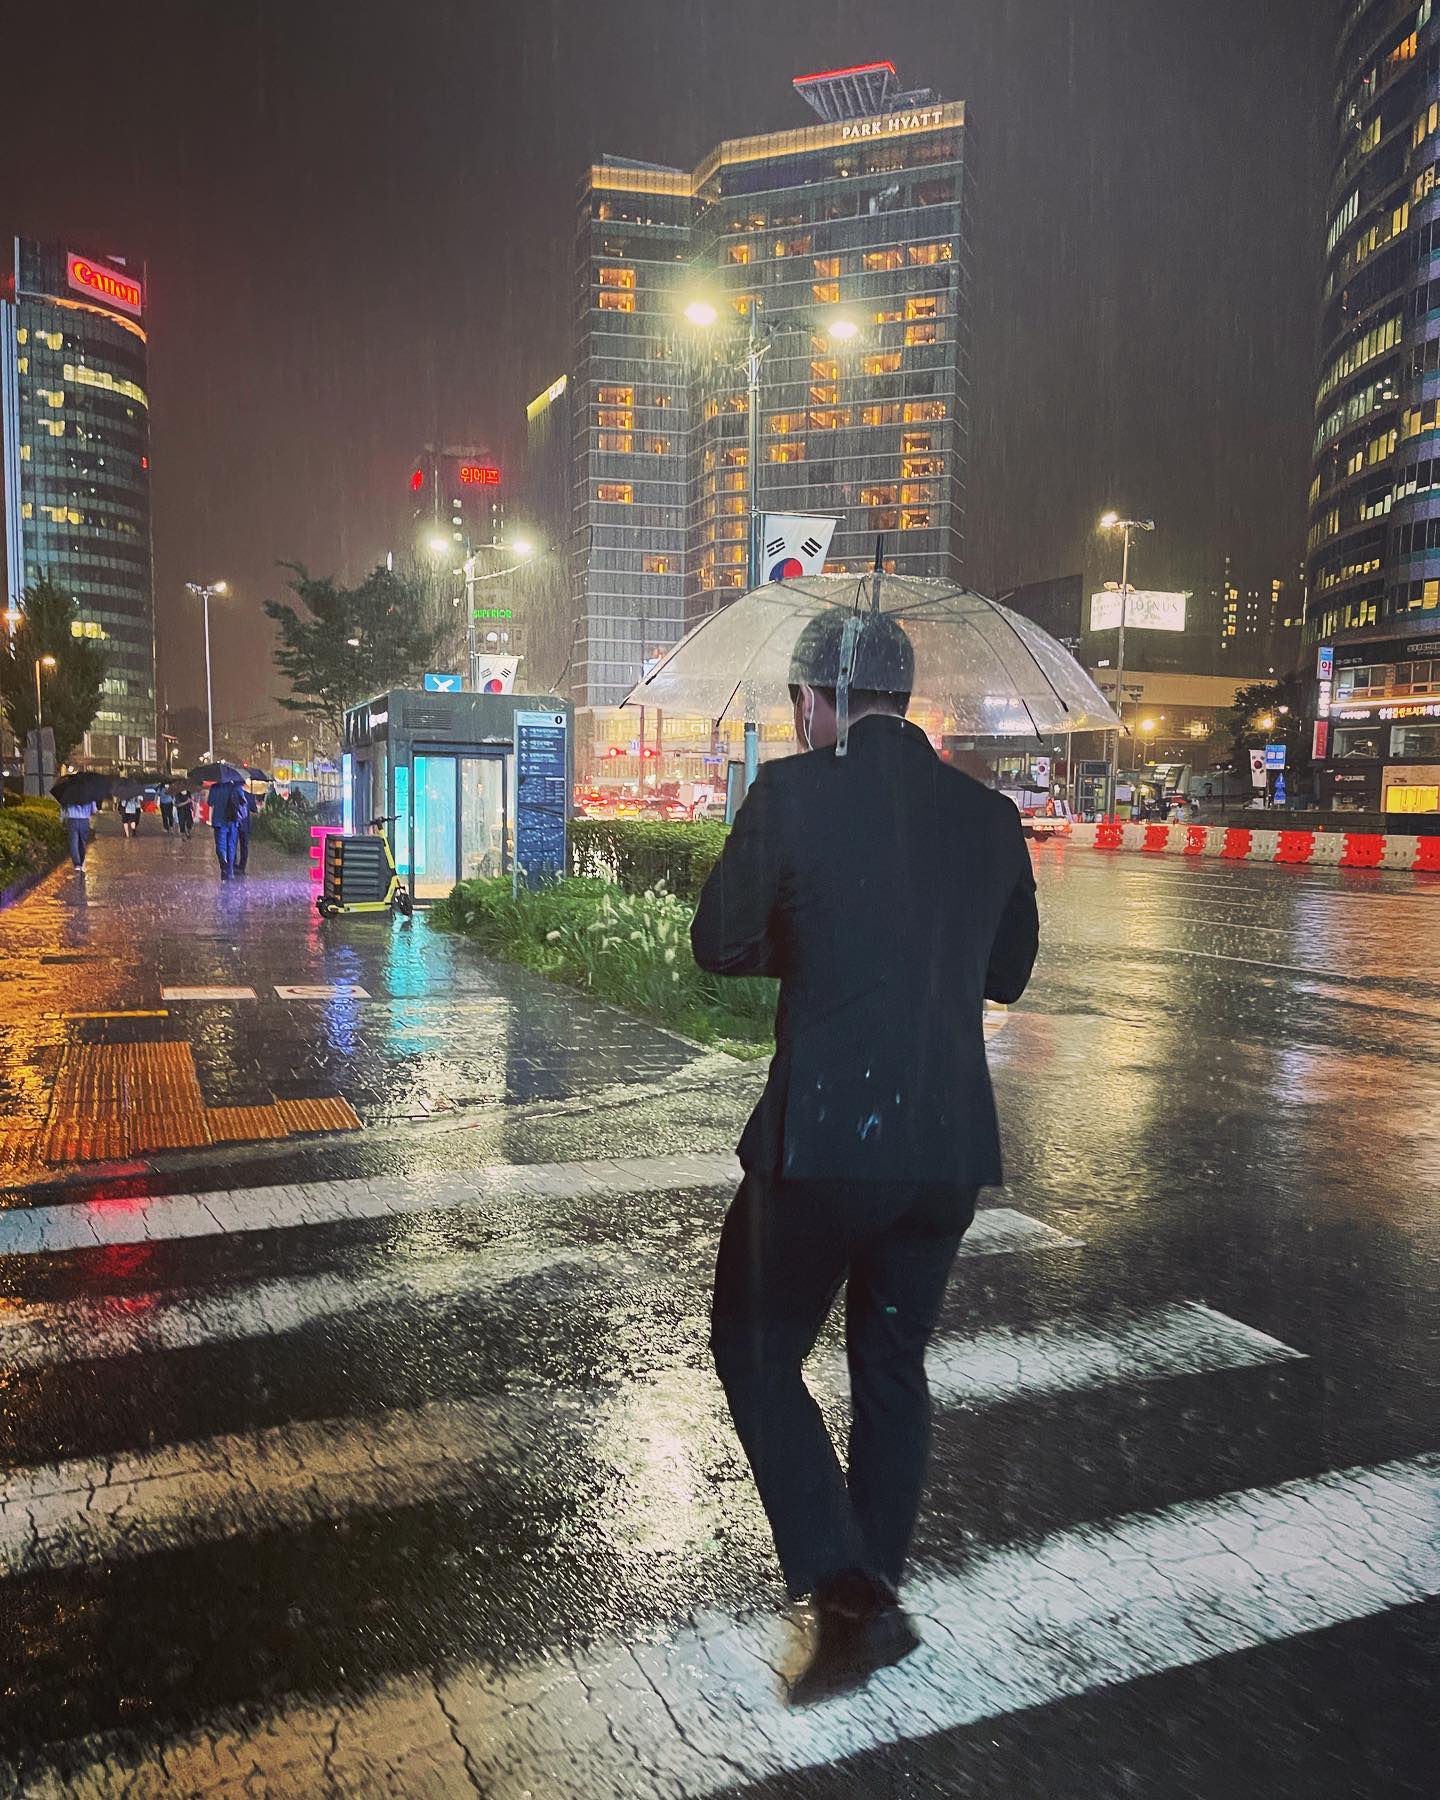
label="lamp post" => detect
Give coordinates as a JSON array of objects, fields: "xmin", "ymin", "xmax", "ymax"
[
  {"xmin": 462, "ymin": 538, "xmax": 534, "ymax": 691},
  {"xmin": 185, "ymin": 580, "xmax": 228, "ymax": 759},
  {"xmin": 1097, "ymin": 513, "xmax": 1155, "ymax": 815},
  {"xmin": 684, "ymin": 298, "xmax": 859, "ymax": 786},
  {"xmin": 34, "ymin": 654, "xmax": 57, "ymax": 727}
]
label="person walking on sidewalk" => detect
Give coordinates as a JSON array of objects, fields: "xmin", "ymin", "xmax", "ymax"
[
  {"xmin": 119, "ymin": 794, "xmax": 142, "ymax": 839},
  {"xmin": 208, "ymin": 779, "xmax": 244, "ymax": 881},
  {"xmin": 158, "ymin": 787, "xmax": 176, "ymax": 833},
  {"xmin": 233, "ymin": 784, "xmax": 254, "ymax": 876},
  {"xmin": 692, "ymin": 610, "xmax": 1039, "ymax": 1706},
  {"xmin": 174, "ymin": 785, "xmax": 194, "ymax": 838},
  {"xmin": 60, "ymin": 798, "xmax": 97, "ymax": 870}
]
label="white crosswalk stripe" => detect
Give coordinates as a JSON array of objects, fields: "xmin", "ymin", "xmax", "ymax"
[{"xmin": 32, "ymin": 1454, "xmax": 1440, "ymax": 1799}]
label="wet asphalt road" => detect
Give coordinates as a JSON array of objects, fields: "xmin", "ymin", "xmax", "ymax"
[{"xmin": 0, "ymin": 827, "xmax": 1436, "ymax": 1797}]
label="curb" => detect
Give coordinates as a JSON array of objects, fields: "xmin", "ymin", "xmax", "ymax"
[{"xmin": 1055, "ymin": 821, "xmax": 1440, "ymax": 872}]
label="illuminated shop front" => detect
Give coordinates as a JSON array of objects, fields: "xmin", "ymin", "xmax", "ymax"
[{"xmin": 1316, "ymin": 632, "xmax": 1440, "ymax": 812}]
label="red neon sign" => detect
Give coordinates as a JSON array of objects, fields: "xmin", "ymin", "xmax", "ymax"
[
  {"xmin": 410, "ymin": 468, "xmax": 424, "ymax": 491},
  {"xmin": 66, "ymin": 253, "xmax": 144, "ymax": 318},
  {"xmin": 793, "ymin": 60, "xmax": 897, "ymax": 84},
  {"xmin": 458, "ymin": 464, "xmax": 501, "ymax": 486}
]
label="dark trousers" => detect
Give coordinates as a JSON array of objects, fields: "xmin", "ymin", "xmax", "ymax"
[
  {"xmin": 160, "ymin": 804, "xmax": 174, "ymax": 832},
  {"xmin": 66, "ymin": 823, "xmax": 88, "ymax": 867},
  {"xmin": 711, "ymin": 1174, "xmax": 975, "ymax": 1600},
  {"xmin": 212, "ymin": 823, "xmax": 237, "ymax": 875},
  {"xmin": 235, "ymin": 821, "xmax": 250, "ymax": 872}
]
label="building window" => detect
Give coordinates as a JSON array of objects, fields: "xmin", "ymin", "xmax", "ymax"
[
  {"xmin": 905, "ymin": 296, "xmax": 939, "ymax": 320},
  {"xmin": 903, "ymin": 455, "xmax": 944, "ymax": 478},
  {"xmin": 909, "ymin": 242, "xmax": 953, "ymax": 264},
  {"xmin": 813, "ymin": 281, "xmax": 840, "ymax": 304},
  {"xmin": 599, "ymin": 432, "xmax": 633, "ymax": 453},
  {"xmin": 863, "ymin": 249, "xmax": 904, "ymax": 271},
  {"xmin": 901, "ymin": 508, "xmax": 932, "ymax": 529},
  {"xmin": 859, "ymin": 485, "xmax": 897, "ymax": 505},
  {"xmin": 861, "ymin": 403, "xmax": 901, "ymax": 426},
  {"xmin": 901, "ymin": 483, "xmax": 936, "ymax": 505},
  {"xmin": 720, "ymin": 446, "xmax": 748, "ymax": 467},
  {"xmin": 769, "ymin": 441, "xmax": 804, "ymax": 463},
  {"xmin": 774, "ymin": 235, "xmax": 813, "ymax": 257},
  {"xmin": 597, "ymin": 408, "xmax": 633, "ymax": 429},
  {"xmin": 598, "ymin": 290, "xmax": 634, "ymax": 312},
  {"xmin": 904, "ymin": 400, "xmax": 946, "ymax": 423},
  {"xmin": 643, "ymin": 555, "xmax": 673, "ymax": 574},
  {"xmin": 810, "ymin": 382, "xmax": 839, "ymax": 405},
  {"xmin": 905, "ymin": 322, "xmax": 939, "ymax": 346},
  {"xmin": 813, "ymin": 256, "xmax": 841, "ymax": 278},
  {"xmin": 596, "ymin": 482, "xmax": 633, "ymax": 503},
  {"xmin": 646, "ymin": 436, "xmax": 671, "ymax": 454},
  {"xmin": 901, "ymin": 432, "xmax": 933, "ymax": 453},
  {"xmin": 726, "ymin": 243, "xmax": 751, "ymax": 264},
  {"xmin": 870, "ymin": 507, "xmax": 899, "ymax": 530},
  {"xmin": 599, "ymin": 266, "xmax": 635, "ymax": 288},
  {"xmin": 873, "ymin": 308, "xmax": 901, "ymax": 324},
  {"xmin": 862, "ymin": 351, "xmax": 903, "ymax": 376},
  {"xmin": 768, "ymin": 411, "xmax": 807, "ymax": 434},
  {"xmin": 598, "ymin": 386, "xmax": 634, "ymax": 405}
]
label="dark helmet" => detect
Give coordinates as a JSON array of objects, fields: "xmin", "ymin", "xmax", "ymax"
[{"xmin": 788, "ymin": 608, "xmax": 915, "ymax": 696}]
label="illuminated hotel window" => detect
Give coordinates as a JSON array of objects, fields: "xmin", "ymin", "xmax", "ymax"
[
  {"xmin": 643, "ymin": 555, "xmax": 673, "ymax": 574},
  {"xmin": 901, "ymin": 483, "xmax": 936, "ymax": 505},
  {"xmin": 719, "ymin": 544, "xmax": 746, "ymax": 564},
  {"xmin": 859, "ymin": 485, "xmax": 897, "ymax": 506},
  {"xmin": 905, "ymin": 322, "xmax": 939, "ymax": 346},
  {"xmin": 873, "ymin": 308, "xmax": 901, "ymax": 324},
  {"xmin": 726, "ymin": 243, "xmax": 752, "ymax": 264},
  {"xmin": 646, "ymin": 436, "xmax": 671, "ymax": 454},
  {"xmin": 651, "ymin": 391, "xmax": 673, "ymax": 407},
  {"xmin": 905, "ymin": 296, "xmax": 939, "ymax": 320},
  {"xmin": 718, "ymin": 470, "xmax": 746, "ymax": 491},
  {"xmin": 861, "ymin": 403, "xmax": 901, "ymax": 426},
  {"xmin": 597, "ymin": 408, "xmax": 633, "ymax": 429},
  {"xmin": 596, "ymin": 482, "xmax": 633, "ymax": 503},
  {"xmin": 732, "ymin": 294, "xmax": 757, "ymax": 316},
  {"xmin": 813, "ymin": 281, "xmax": 840, "ymax": 305},
  {"xmin": 774, "ymin": 236, "xmax": 812, "ymax": 258},
  {"xmin": 808, "ymin": 408, "xmax": 851, "ymax": 429},
  {"xmin": 810, "ymin": 383, "xmax": 839, "ymax": 405},
  {"xmin": 862, "ymin": 351, "xmax": 902, "ymax": 376},
  {"xmin": 863, "ymin": 249, "xmax": 904, "ymax": 272},
  {"xmin": 813, "ymin": 256, "xmax": 841, "ymax": 278},
  {"xmin": 599, "ymin": 266, "xmax": 636, "ymax": 288},
  {"xmin": 719, "ymin": 496, "xmax": 746, "ymax": 516},
  {"xmin": 768, "ymin": 411, "xmax": 807, "ymax": 435},
  {"xmin": 598, "ymin": 386, "xmax": 634, "ymax": 405},
  {"xmin": 870, "ymin": 507, "xmax": 899, "ymax": 530},
  {"xmin": 38, "ymin": 388, "xmax": 65, "ymax": 408},
  {"xmin": 720, "ymin": 446, "xmax": 748, "ymax": 467},
  {"xmin": 599, "ymin": 432, "xmax": 633, "ymax": 453},
  {"xmin": 811, "ymin": 357, "xmax": 838, "ymax": 381},
  {"xmin": 901, "ymin": 508, "xmax": 932, "ymax": 529},
  {"xmin": 904, "ymin": 400, "xmax": 946, "ymax": 423},
  {"xmin": 769, "ymin": 441, "xmax": 804, "ymax": 463},
  {"xmin": 903, "ymin": 433, "xmax": 933, "ymax": 453},
  {"xmin": 598, "ymin": 291, "xmax": 634, "ymax": 312},
  {"xmin": 903, "ymin": 455, "xmax": 944, "ymax": 478},
  {"xmin": 909, "ymin": 242, "xmax": 953, "ymax": 264}
]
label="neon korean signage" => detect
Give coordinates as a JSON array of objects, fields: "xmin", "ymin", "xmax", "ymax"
[
  {"xmin": 66, "ymin": 254, "xmax": 143, "ymax": 319},
  {"xmin": 458, "ymin": 464, "xmax": 501, "ymax": 486}
]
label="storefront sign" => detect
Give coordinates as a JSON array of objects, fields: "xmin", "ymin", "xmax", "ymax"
[
  {"xmin": 1312, "ymin": 719, "xmax": 1329, "ymax": 759},
  {"xmin": 514, "ymin": 711, "xmax": 568, "ymax": 892},
  {"xmin": 66, "ymin": 254, "xmax": 143, "ymax": 318},
  {"xmin": 1089, "ymin": 590, "xmax": 1188, "ymax": 633},
  {"xmin": 1336, "ymin": 699, "xmax": 1440, "ymax": 720},
  {"xmin": 1316, "ymin": 645, "xmax": 1334, "ymax": 682},
  {"xmin": 840, "ymin": 106, "xmax": 947, "ymax": 141},
  {"xmin": 458, "ymin": 464, "xmax": 501, "ymax": 485},
  {"xmin": 1333, "ymin": 634, "xmax": 1440, "ymax": 668}
]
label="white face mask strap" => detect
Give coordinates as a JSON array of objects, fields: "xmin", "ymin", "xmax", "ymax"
[
  {"xmin": 835, "ymin": 615, "xmax": 864, "ymax": 758},
  {"xmin": 801, "ymin": 687, "xmax": 815, "ymax": 751}
]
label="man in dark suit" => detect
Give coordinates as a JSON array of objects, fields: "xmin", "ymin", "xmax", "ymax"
[{"xmin": 692, "ymin": 609, "xmax": 1039, "ymax": 1704}]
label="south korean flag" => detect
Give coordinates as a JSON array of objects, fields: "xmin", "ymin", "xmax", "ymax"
[{"xmin": 762, "ymin": 513, "xmax": 838, "ymax": 582}]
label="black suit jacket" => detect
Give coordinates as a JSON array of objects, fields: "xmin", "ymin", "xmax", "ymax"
[{"xmin": 692, "ymin": 715, "xmax": 1039, "ymax": 1187}]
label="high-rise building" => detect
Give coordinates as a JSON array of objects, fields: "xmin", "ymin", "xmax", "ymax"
[
  {"xmin": 408, "ymin": 443, "xmax": 505, "ymax": 556},
  {"xmin": 1308, "ymin": 1, "xmax": 1440, "ymax": 812},
  {"xmin": 1, "ymin": 238, "xmax": 155, "ymax": 763},
  {"xmin": 522, "ymin": 374, "xmax": 578, "ymax": 693},
  {"xmin": 569, "ymin": 64, "xmax": 973, "ymax": 716}
]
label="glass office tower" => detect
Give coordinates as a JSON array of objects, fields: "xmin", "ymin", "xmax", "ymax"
[
  {"xmin": 569, "ymin": 65, "xmax": 973, "ymax": 717},
  {"xmin": 1308, "ymin": 2, "xmax": 1440, "ymax": 811},
  {"xmin": 1, "ymin": 238, "xmax": 156, "ymax": 763}
]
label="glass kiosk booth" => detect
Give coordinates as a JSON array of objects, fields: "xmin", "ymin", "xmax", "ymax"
[{"xmin": 342, "ymin": 689, "xmax": 573, "ymax": 904}]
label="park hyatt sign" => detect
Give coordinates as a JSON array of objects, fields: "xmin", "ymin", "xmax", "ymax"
[
  {"xmin": 65, "ymin": 253, "xmax": 144, "ymax": 319},
  {"xmin": 840, "ymin": 106, "xmax": 947, "ymax": 141}
]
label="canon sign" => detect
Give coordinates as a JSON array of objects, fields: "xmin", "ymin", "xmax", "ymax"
[{"xmin": 66, "ymin": 253, "xmax": 144, "ymax": 319}]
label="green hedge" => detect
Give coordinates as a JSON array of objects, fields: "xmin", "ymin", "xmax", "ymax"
[
  {"xmin": 570, "ymin": 817, "xmax": 729, "ymax": 902},
  {"xmin": 0, "ymin": 797, "xmax": 67, "ymax": 892},
  {"xmin": 251, "ymin": 790, "xmax": 313, "ymax": 855},
  {"xmin": 431, "ymin": 874, "xmax": 775, "ymax": 1056}
]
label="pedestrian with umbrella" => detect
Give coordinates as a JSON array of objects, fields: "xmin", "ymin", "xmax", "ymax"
[
  {"xmin": 678, "ymin": 578, "xmax": 1081, "ymax": 1705},
  {"xmin": 173, "ymin": 783, "xmax": 195, "ymax": 838},
  {"xmin": 205, "ymin": 777, "xmax": 246, "ymax": 881},
  {"xmin": 51, "ymin": 772, "xmax": 111, "ymax": 871},
  {"xmin": 116, "ymin": 782, "xmax": 144, "ymax": 839},
  {"xmin": 158, "ymin": 784, "xmax": 176, "ymax": 833}
]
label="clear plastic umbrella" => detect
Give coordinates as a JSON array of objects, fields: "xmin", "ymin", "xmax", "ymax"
[{"xmin": 623, "ymin": 573, "xmax": 1121, "ymax": 738}]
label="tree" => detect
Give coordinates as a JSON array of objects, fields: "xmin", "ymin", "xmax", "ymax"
[
  {"xmin": 263, "ymin": 563, "xmax": 447, "ymax": 744},
  {"xmin": 1226, "ymin": 674, "xmax": 1311, "ymax": 790},
  {"xmin": 0, "ymin": 578, "xmax": 107, "ymax": 763}
]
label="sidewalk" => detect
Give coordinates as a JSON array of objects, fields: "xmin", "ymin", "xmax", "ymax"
[{"xmin": 0, "ymin": 816, "xmax": 710, "ymax": 1188}]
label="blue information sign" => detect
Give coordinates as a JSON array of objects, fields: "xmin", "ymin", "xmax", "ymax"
[
  {"xmin": 423, "ymin": 671, "xmax": 462, "ymax": 693},
  {"xmin": 514, "ymin": 711, "xmax": 568, "ymax": 892},
  {"xmin": 1264, "ymin": 742, "xmax": 1287, "ymax": 770}
]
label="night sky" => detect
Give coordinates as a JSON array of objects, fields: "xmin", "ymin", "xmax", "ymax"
[{"xmin": 1, "ymin": 0, "xmax": 1329, "ymax": 731}]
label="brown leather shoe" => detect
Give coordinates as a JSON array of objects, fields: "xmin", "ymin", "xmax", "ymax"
[{"xmin": 787, "ymin": 1569, "xmax": 920, "ymax": 1707}]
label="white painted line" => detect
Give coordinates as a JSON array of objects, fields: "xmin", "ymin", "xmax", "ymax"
[
  {"xmin": 812, "ymin": 1303, "xmax": 1301, "ymax": 1409},
  {"xmin": 0, "ymin": 1150, "xmax": 1072, "ymax": 1262},
  {"xmin": 159, "ymin": 986, "xmax": 256, "ymax": 1001},
  {"xmin": 273, "ymin": 984, "xmax": 371, "ymax": 999},
  {"xmin": 39, "ymin": 1454, "xmax": 1440, "ymax": 1797}
]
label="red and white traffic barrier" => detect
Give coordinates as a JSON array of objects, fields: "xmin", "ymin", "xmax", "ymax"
[{"xmin": 1058, "ymin": 820, "xmax": 1440, "ymax": 872}]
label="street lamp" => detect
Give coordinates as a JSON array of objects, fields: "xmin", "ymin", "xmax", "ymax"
[
  {"xmin": 34, "ymin": 654, "xmax": 57, "ymax": 727},
  {"xmin": 1097, "ymin": 513, "xmax": 1155, "ymax": 814},
  {"xmin": 427, "ymin": 535, "xmax": 452, "ymax": 557},
  {"xmin": 185, "ymin": 580, "xmax": 228, "ymax": 759},
  {"xmin": 462, "ymin": 537, "xmax": 536, "ymax": 691}
]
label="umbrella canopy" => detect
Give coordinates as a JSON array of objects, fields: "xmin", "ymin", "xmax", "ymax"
[
  {"xmin": 50, "ymin": 771, "xmax": 113, "ymax": 807},
  {"xmin": 188, "ymin": 761, "xmax": 248, "ymax": 785},
  {"xmin": 625, "ymin": 574, "xmax": 1122, "ymax": 739},
  {"xmin": 110, "ymin": 777, "xmax": 149, "ymax": 801}
]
